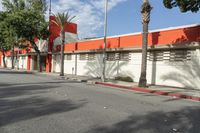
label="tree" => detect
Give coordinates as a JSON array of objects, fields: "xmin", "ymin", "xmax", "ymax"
[
  {"xmin": 4, "ymin": 22, "xmax": 17, "ymax": 69},
  {"xmin": 52, "ymin": 12, "xmax": 75, "ymax": 76},
  {"xmin": 1, "ymin": 0, "xmax": 23, "ymax": 69},
  {"xmin": 0, "ymin": 12, "xmax": 12, "ymax": 68},
  {"xmin": 2, "ymin": 0, "xmax": 49, "ymax": 72},
  {"xmin": 138, "ymin": 0, "xmax": 152, "ymax": 87},
  {"xmin": 2, "ymin": 0, "xmax": 25, "ymax": 12},
  {"xmin": 163, "ymin": 0, "xmax": 200, "ymax": 12}
]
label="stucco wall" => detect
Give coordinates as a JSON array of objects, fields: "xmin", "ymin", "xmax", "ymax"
[
  {"xmin": 51, "ymin": 48, "xmax": 200, "ymax": 90},
  {"xmin": 18, "ymin": 56, "xmax": 27, "ymax": 69}
]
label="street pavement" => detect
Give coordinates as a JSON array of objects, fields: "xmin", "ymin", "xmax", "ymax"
[{"xmin": 0, "ymin": 69, "xmax": 199, "ymax": 133}]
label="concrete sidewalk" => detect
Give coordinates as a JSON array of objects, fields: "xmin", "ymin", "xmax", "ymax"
[
  {"xmin": 59, "ymin": 73, "xmax": 200, "ymax": 102},
  {"xmin": 63, "ymin": 74, "xmax": 200, "ymax": 102},
  {"xmin": 1, "ymin": 67, "xmax": 200, "ymax": 102}
]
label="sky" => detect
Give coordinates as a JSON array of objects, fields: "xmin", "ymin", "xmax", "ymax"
[{"xmin": 0, "ymin": 0, "xmax": 200, "ymax": 39}]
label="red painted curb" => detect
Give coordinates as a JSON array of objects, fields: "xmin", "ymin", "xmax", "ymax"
[{"xmin": 95, "ymin": 82, "xmax": 200, "ymax": 102}]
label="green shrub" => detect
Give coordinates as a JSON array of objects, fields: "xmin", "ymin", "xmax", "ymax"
[{"xmin": 115, "ymin": 76, "xmax": 133, "ymax": 82}]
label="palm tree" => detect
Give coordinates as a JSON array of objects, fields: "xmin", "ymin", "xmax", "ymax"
[
  {"xmin": 138, "ymin": 0, "xmax": 152, "ymax": 87},
  {"xmin": 52, "ymin": 12, "xmax": 75, "ymax": 76}
]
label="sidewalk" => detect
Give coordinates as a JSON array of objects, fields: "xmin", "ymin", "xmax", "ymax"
[
  {"xmin": 95, "ymin": 81, "xmax": 200, "ymax": 102},
  {"xmin": 63, "ymin": 74, "xmax": 200, "ymax": 102},
  {"xmin": 1, "ymin": 67, "xmax": 200, "ymax": 102}
]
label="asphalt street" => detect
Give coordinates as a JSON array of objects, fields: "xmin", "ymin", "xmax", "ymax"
[{"xmin": 0, "ymin": 69, "xmax": 199, "ymax": 133}]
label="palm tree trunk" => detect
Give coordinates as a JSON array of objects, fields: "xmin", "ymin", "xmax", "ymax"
[
  {"xmin": 37, "ymin": 52, "xmax": 41, "ymax": 72},
  {"xmin": 30, "ymin": 40, "xmax": 41, "ymax": 72},
  {"xmin": 60, "ymin": 30, "xmax": 65, "ymax": 76},
  {"xmin": 11, "ymin": 45, "xmax": 14, "ymax": 69},
  {"xmin": 2, "ymin": 50, "xmax": 7, "ymax": 68},
  {"xmin": 138, "ymin": 0, "xmax": 151, "ymax": 87},
  {"xmin": 139, "ymin": 22, "xmax": 148, "ymax": 87}
]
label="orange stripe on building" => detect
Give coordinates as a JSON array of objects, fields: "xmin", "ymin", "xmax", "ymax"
[
  {"xmin": 63, "ymin": 25, "xmax": 200, "ymax": 52},
  {"xmin": 64, "ymin": 43, "xmax": 77, "ymax": 51}
]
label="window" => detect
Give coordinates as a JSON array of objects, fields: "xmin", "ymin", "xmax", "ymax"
[
  {"xmin": 169, "ymin": 50, "xmax": 191, "ymax": 62},
  {"xmin": 79, "ymin": 54, "xmax": 88, "ymax": 60},
  {"xmin": 65, "ymin": 54, "xmax": 72, "ymax": 60},
  {"xmin": 148, "ymin": 50, "xmax": 193, "ymax": 62},
  {"xmin": 21, "ymin": 56, "xmax": 26, "ymax": 60},
  {"xmin": 88, "ymin": 53, "xmax": 96, "ymax": 60},
  {"xmin": 119, "ymin": 52, "xmax": 130, "ymax": 61},
  {"xmin": 107, "ymin": 53, "xmax": 116, "ymax": 61},
  {"xmin": 148, "ymin": 51, "xmax": 164, "ymax": 61}
]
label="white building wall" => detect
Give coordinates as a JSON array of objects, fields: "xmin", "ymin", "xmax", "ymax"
[
  {"xmin": 0, "ymin": 56, "xmax": 11, "ymax": 68},
  {"xmin": 30, "ymin": 56, "xmax": 35, "ymax": 71},
  {"xmin": 64, "ymin": 55, "xmax": 76, "ymax": 75},
  {"xmin": 18, "ymin": 56, "xmax": 27, "ymax": 69},
  {"xmin": 53, "ymin": 48, "xmax": 200, "ymax": 90},
  {"xmin": 5, "ymin": 56, "xmax": 12, "ymax": 68},
  {"xmin": 54, "ymin": 54, "xmax": 61, "ymax": 73},
  {"xmin": 82, "ymin": 54, "xmax": 103, "ymax": 77},
  {"xmin": 153, "ymin": 49, "xmax": 200, "ymax": 90},
  {"xmin": 2, "ymin": 55, "xmax": 28, "ymax": 70},
  {"xmin": 76, "ymin": 55, "xmax": 92, "ymax": 77}
]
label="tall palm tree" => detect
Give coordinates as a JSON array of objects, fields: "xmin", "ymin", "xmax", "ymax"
[
  {"xmin": 53, "ymin": 12, "xmax": 75, "ymax": 76},
  {"xmin": 138, "ymin": 0, "xmax": 152, "ymax": 87}
]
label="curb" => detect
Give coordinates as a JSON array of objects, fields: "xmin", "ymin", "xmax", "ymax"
[
  {"xmin": 0, "ymin": 68, "xmax": 60, "ymax": 77},
  {"xmin": 95, "ymin": 82, "xmax": 200, "ymax": 102},
  {"xmin": 2, "ymin": 68, "xmax": 199, "ymax": 102},
  {"xmin": 1, "ymin": 68, "xmax": 33, "ymax": 74}
]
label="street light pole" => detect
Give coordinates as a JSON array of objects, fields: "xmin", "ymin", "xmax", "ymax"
[
  {"xmin": 102, "ymin": 0, "xmax": 108, "ymax": 82},
  {"xmin": 49, "ymin": 0, "xmax": 51, "ymax": 17}
]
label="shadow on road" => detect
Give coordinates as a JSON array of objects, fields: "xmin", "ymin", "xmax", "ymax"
[
  {"xmin": 0, "ymin": 69, "xmax": 81, "ymax": 88},
  {"xmin": 0, "ymin": 71, "xmax": 87, "ymax": 127},
  {"xmin": 86, "ymin": 107, "xmax": 200, "ymax": 133},
  {"xmin": 0, "ymin": 84, "xmax": 56, "ymax": 99},
  {"xmin": 0, "ymin": 97, "xmax": 87, "ymax": 127},
  {"xmin": 0, "ymin": 80, "xmax": 81, "ymax": 88}
]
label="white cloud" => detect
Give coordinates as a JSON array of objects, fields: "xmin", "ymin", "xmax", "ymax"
[
  {"xmin": 48, "ymin": 0, "xmax": 127, "ymax": 38},
  {"xmin": 0, "ymin": 0, "xmax": 127, "ymax": 38}
]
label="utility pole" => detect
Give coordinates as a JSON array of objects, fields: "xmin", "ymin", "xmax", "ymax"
[
  {"xmin": 49, "ymin": 0, "xmax": 51, "ymax": 18},
  {"xmin": 102, "ymin": 0, "xmax": 108, "ymax": 82},
  {"xmin": 49, "ymin": 0, "xmax": 53, "ymax": 72}
]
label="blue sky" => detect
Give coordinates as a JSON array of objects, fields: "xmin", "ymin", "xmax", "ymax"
[
  {"xmin": 104, "ymin": 0, "xmax": 200, "ymax": 37},
  {"xmin": 0, "ymin": 0, "xmax": 200, "ymax": 38}
]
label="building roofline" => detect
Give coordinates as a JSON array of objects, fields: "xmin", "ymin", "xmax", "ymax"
[
  {"xmin": 149, "ymin": 23, "xmax": 200, "ymax": 33},
  {"xmin": 78, "ymin": 23, "xmax": 200, "ymax": 42}
]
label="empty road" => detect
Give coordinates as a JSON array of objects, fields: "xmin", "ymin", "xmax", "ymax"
[{"xmin": 0, "ymin": 69, "xmax": 199, "ymax": 133}]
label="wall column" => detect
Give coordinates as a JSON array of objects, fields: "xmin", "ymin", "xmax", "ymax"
[
  {"xmin": 0, "ymin": 54, "xmax": 2, "ymax": 67},
  {"xmin": 46, "ymin": 54, "xmax": 52, "ymax": 73},
  {"xmin": 27, "ymin": 55, "xmax": 31, "ymax": 71}
]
